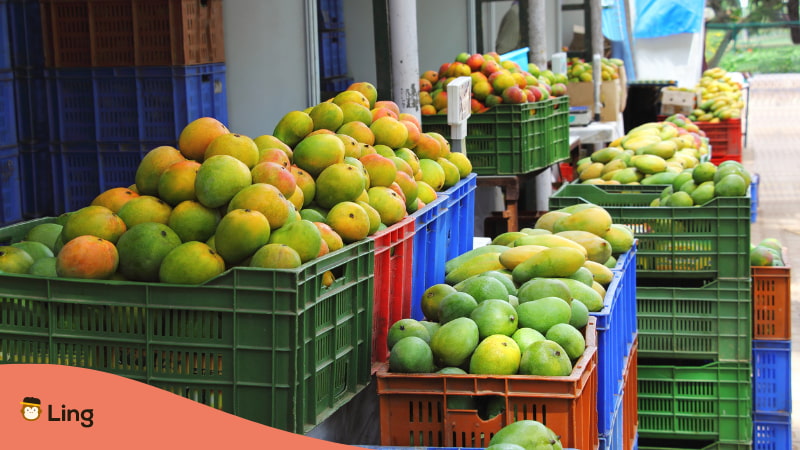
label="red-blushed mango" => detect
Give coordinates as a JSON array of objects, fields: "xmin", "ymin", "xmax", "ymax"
[
  {"xmin": 227, "ymin": 183, "xmax": 292, "ymax": 230},
  {"xmin": 326, "ymin": 201, "xmax": 370, "ymax": 243},
  {"xmin": 167, "ymin": 200, "xmax": 221, "ymax": 243},
  {"xmin": 253, "ymin": 134, "xmax": 293, "ymax": 161},
  {"xmin": 399, "ymin": 119, "xmax": 421, "ymax": 149},
  {"xmin": 371, "ymin": 106, "xmax": 397, "ymax": 122},
  {"xmin": 117, "ymin": 195, "xmax": 172, "ymax": 228},
  {"xmin": 338, "ymin": 121, "xmax": 375, "ymax": 145},
  {"xmin": 336, "ymin": 133, "xmax": 362, "ymax": 159},
  {"xmin": 116, "ymin": 222, "xmax": 182, "ymax": 282},
  {"xmin": 395, "ymin": 147, "xmax": 421, "ymax": 175},
  {"xmin": 56, "ymin": 235, "xmax": 119, "ymax": 280},
  {"xmin": 135, "ymin": 146, "xmax": 186, "ymax": 196},
  {"xmin": 204, "ymin": 133, "xmax": 260, "ymax": 169},
  {"xmin": 267, "ymin": 219, "xmax": 323, "ymax": 263},
  {"xmin": 368, "ymin": 186, "xmax": 407, "ymax": 226},
  {"xmin": 214, "ymin": 208, "xmax": 271, "ymax": 266},
  {"xmin": 250, "ymin": 243, "xmax": 302, "ymax": 269},
  {"xmin": 339, "ymin": 102, "xmax": 373, "ymax": 126},
  {"xmin": 289, "ymin": 165, "xmax": 316, "ymax": 207},
  {"xmin": 332, "ymin": 90, "xmax": 371, "ymax": 109},
  {"xmin": 360, "ymin": 153, "xmax": 397, "ymax": 188},
  {"xmin": 347, "ymin": 81, "xmax": 378, "ymax": 108},
  {"xmin": 256, "ymin": 147, "xmax": 291, "ymax": 168},
  {"xmin": 314, "ymin": 163, "xmax": 366, "ymax": 209},
  {"xmin": 159, "ymin": 241, "xmax": 226, "ymax": 285},
  {"xmin": 178, "ymin": 117, "xmax": 230, "ymax": 162},
  {"xmin": 427, "ymin": 132, "xmax": 451, "ymax": 157},
  {"xmin": 272, "ymin": 110, "xmax": 314, "ymax": 148},
  {"xmin": 62, "ymin": 205, "xmax": 127, "ymax": 244},
  {"xmin": 370, "ymin": 116, "xmax": 408, "ymax": 150},
  {"xmin": 158, "ymin": 159, "xmax": 201, "ymax": 206},
  {"xmin": 91, "ymin": 187, "xmax": 140, "ymax": 213},
  {"xmin": 394, "ymin": 170, "xmax": 418, "ymax": 206},
  {"xmin": 292, "ymin": 133, "xmax": 346, "ymax": 178},
  {"xmin": 251, "ymin": 161, "xmax": 297, "ymax": 198},
  {"xmin": 195, "ymin": 154, "xmax": 253, "ymax": 209},
  {"xmin": 413, "ymin": 133, "xmax": 442, "ymax": 160},
  {"xmin": 397, "ymin": 112, "xmax": 421, "ymax": 132},
  {"xmin": 309, "ymin": 101, "xmax": 344, "ymax": 132},
  {"xmin": 313, "ymin": 221, "xmax": 345, "ymax": 253}
]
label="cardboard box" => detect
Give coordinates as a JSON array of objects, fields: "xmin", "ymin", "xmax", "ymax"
[
  {"xmin": 660, "ymin": 87, "xmax": 697, "ymax": 116},
  {"xmin": 567, "ymin": 78, "xmax": 622, "ymax": 122}
]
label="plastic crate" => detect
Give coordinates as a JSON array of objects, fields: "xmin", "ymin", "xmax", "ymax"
[
  {"xmin": 442, "ymin": 172, "xmax": 477, "ymax": 262},
  {"xmin": 750, "ymin": 173, "xmax": 759, "ymax": 223},
  {"xmin": 321, "ymin": 75, "xmax": 354, "ymax": 100},
  {"xmin": 697, "ymin": 119, "xmax": 742, "ymax": 162},
  {"xmin": 370, "ymin": 216, "xmax": 416, "ymax": 367},
  {"xmin": 19, "ymin": 142, "xmax": 61, "ymax": 218},
  {"xmin": 622, "ymin": 338, "xmax": 639, "ymax": 450},
  {"xmin": 599, "ymin": 391, "xmax": 624, "ymax": 450},
  {"xmin": 751, "ymin": 252, "xmax": 791, "ymax": 340},
  {"xmin": 40, "ymin": 0, "xmax": 225, "ymax": 67},
  {"xmin": 550, "ymin": 95, "xmax": 571, "ymax": 163},
  {"xmin": 8, "ymin": 0, "xmax": 46, "ymax": 68},
  {"xmin": 0, "ymin": 0, "xmax": 10, "ymax": 70},
  {"xmin": 46, "ymin": 64, "xmax": 228, "ymax": 144},
  {"xmin": 751, "ymin": 339, "xmax": 791, "ymax": 414},
  {"xmin": 409, "ymin": 195, "xmax": 449, "ymax": 321},
  {"xmin": 639, "ymin": 440, "xmax": 751, "ymax": 450},
  {"xmin": 0, "ymin": 217, "xmax": 374, "ymax": 434},
  {"xmin": 0, "ymin": 70, "xmax": 17, "ymax": 147},
  {"xmin": 421, "ymin": 101, "xmax": 554, "ymax": 175},
  {"xmin": 549, "ymin": 183, "xmax": 751, "ymax": 280},
  {"xmin": 636, "ymin": 278, "xmax": 751, "ymax": 361},
  {"xmin": 319, "ymin": 30, "xmax": 347, "ymax": 79},
  {"xmin": 0, "ymin": 145, "xmax": 23, "ymax": 226},
  {"xmin": 13, "ymin": 66, "xmax": 49, "ymax": 143},
  {"xmin": 637, "ymin": 360, "xmax": 752, "ymax": 442},
  {"xmin": 499, "ymin": 47, "xmax": 529, "ymax": 69},
  {"xmin": 318, "ymin": 0, "xmax": 345, "ymax": 30},
  {"xmin": 375, "ymin": 318, "xmax": 599, "ymax": 450},
  {"xmin": 752, "ymin": 412, "xmax": 791, "ymax": 450},
  {"xmin": 594, "ymin": 244, "xmax": 638, "ymax": 436}
]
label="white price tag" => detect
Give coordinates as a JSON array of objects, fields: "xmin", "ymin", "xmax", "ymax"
[{"xmin": 447, "ymin": 77, "xmax": 472, "ymax": 126}]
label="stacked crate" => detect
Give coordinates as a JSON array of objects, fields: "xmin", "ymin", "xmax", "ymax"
[
  {"xmin": 0, "ymin": 0, "xmax": 23, "ymax": 226},
  {"xmin": 751, "ymin": 250, "xmax": 792, "ymax": 449},
  {"xmin": 318, "ymin": 0, "xmax": 352, "ymax": 100},
  {"xmin": 8, "ymin": 0, "xmax": 227, "ymax": 216},
  {"xmin": 550, "ymin": 183, "xmax": 753, "ymax": 449}
]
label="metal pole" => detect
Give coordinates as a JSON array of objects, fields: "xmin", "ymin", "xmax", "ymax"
[
  {"xmin": 528, "ymin": 0, "xmax": 547, "ymax": 68},
  {"xmin": 387, "ymin": 0, "xmax": 421, "ymax": 122}
]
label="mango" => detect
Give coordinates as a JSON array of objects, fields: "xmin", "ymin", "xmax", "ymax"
[
  {"xmin": 555, "ymin": 230, "xmax": 612, "ymax": 264},
  {"xmin": 510, "ymin": 234, "xmax": 588, "ymax": 257},
  {"xmin": 445, "ymin": 252, "xmax": 505, "ymax": 285},
  {"xmin": 511, "ymin": 246, "xmax": 586, "ymax": 285},
  {"xmin": 552, "ymin": 206, "xmax": 613, "ymax": 237},
  {"xmin": 445, "ymin": 244, "xmax": 510, "ymax": 274},
  {"xmin": 498, "ymin": 244, "xmax": 548, "ymax": 271}
]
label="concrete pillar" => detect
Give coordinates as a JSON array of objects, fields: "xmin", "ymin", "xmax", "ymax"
[{"xmin": 388, "ymin": 0, "xmax": 421, "ymax": 123}]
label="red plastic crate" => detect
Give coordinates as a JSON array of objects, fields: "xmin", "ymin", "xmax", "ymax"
[
  {"xmin": 376, "ymin": 317, "xmax": 599, "ymax": 450},
  {"xmin": 752, "ymin": 249, "xmax": 791, "ymax": 340},
  {"xmin": 622, "ymin": 336, "xmax": 639, "ymax": 450},
  {"xmin": 40, "ymin": 0, "xmax": 225, "ymax": 67},
  {"xmin": 696, "ymin": 118, "xmax": 742, "ymax": 161},
  {"xmin": 370, "ymin": 216, "xmax": 415, "ymax": 368}
]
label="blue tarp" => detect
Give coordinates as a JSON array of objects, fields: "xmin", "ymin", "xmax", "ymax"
[
  {"xmin": 601, "ymin": 0, "xmax": 636, "ymax": 79},
  {"xmin": 633, "ymin": 0, "xmax": 705, "ymax": 39}
]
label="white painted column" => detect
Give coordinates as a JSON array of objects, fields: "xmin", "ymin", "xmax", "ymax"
[{"xmin": 388, "ymin": 0, "xmax": 421, "ymax": 123}]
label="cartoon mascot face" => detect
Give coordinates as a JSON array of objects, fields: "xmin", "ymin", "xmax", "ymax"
[{"xmin": 21, "ymin": 397, "xmax": 41, "ymax": 421}]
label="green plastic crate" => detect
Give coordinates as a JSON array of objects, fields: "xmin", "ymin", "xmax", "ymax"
[
  {"xmin": 639, "ymin": 440, "xmax": 751, "ymax": 449},
  {"xmin": 637, "ymin": 278, "xmax": 751, "ymax": 361},
  {"xmin": 0, "ymin": 217, "xmax": 374, "ymax": 434},
  {"xmin": 549, "ymin": 183, "xmax": 751, "ymax": 279},
  {"xmin": 549, "ymin": 95, "xmax": 571, "ymax": 164},
  {"xmin": 637, "ymin": 361, "xmax": 752, "ymax": 443},
  {"xmin": 421, "ymin": 99, "xmax": 553, "ymax": 175}
]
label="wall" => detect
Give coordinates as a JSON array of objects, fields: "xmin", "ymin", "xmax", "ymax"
[{"xmin": 634, "ymin": 31, "xmax": 704, "ymax": 88}]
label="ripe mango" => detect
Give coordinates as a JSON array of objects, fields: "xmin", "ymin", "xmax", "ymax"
[
  {"xmin": 511, "ymin": 246, "xmax": 586, "ymax": 285},
  {"xmin": 555, "ymin": 230, "xmax": 612, "ymax": 264},
  {"xmin": 552, "ymin": 206, "xmax": 613, "ymax": 237},
  {"xmin": 445, "ymin": 252, "xmax": 505, "ymax": 285},
  {"xmin": 510, "ymin": 234, "xmax": 588, "ymax": 257},
  {"xmin": 445, "ymin": 244, "xmax": 509, "ymax": 274},
  {"xmin": 498, "ymin": 244, "xmax": 548, "ymax": 271}
]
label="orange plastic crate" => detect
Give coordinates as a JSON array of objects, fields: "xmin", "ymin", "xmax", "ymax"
[
  {"xmin": 376, "ymin": 317, "xmax": 599, "ymax": 450},
  {"xmin": 752, "ymin": 249, "xmax": 792, "ymax": 340},
  {"xmin": 622, "ymin": 336, "xmax": 639, "ymax": 450},
  {"xmin": 370, "ymin": 216, "xmax": 415, "ymax": 368},
  {"xmin": 40, "ymin": 0, "xmax": 225, "ymax": 67}
]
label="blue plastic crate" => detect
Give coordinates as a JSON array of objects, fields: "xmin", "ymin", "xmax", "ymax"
[
  {"xmin": 753, "ymin": 412, "xmax": 791, "ymax": 450},
  {"xmin": 750, "ymin": 173, "xmax": 759, "ymax": 223},
  {"xmin": 499, "ymin": 47, "xmax": 529, "ymax": 69},
  {"xmin": 0, "ymin": 0, "xmax": 10, "ymax": 70},
  {"xmin": 321, "ymin": 76, "xmax": 353, "ymax": 98},
  {"xmin": 409, "ymin": 195, "xmax": 449, "ymax": 321},
  {"xmin": 599, "ymin": 391, "xmax": 624, "ymax": 450},
  {"xmin": 8, "ymin": 0, "xmax": 45, "ymax": 68},
  {"xmin": 0, "ymin": 145, "xmax": 22, "ymax": 226},
  {"xmin": 319, "ymin": 31, "xmax": 347, "ymax": 79},
  {"xmin": 752, "ymin": 339, "xmax": 791, "ymax": 414},
  {"xmin": 442, "ymin": 172, "xmax": 477, "ymax": 262},
  {"xmin": 0, "ymin": 70, "xmax": 17, "ymax": 147},
  {"xmin": 19, "ymin": 142, "xmax": 61, "ymax": 218},
  {"xmin": 46, "ymin": 64, "xmax": 228, "ymax": 144},
  {"xmin": 318, "ymin": 0, "xmax": 345, "ymax": 30},
  {"xmin": 594, "ymin": 243, "xmax": 638, "ymax": 436},
  {"xmin": 13, "ymin": 66, "xmax": 49, "ymax": 143}
]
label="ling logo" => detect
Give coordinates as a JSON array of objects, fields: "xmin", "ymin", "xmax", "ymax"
[
  {"xmin": 21, "ymin": 397, "xmax": 41, "ymax": 421},
  {"xmin": 19, "ymin": 396, "xmax": 94, "ymax": 427}
]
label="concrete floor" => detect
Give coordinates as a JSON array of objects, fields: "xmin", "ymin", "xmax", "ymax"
[{"xmin": 740, "ymin": 73, "xmax": 800, "ymax": 448}]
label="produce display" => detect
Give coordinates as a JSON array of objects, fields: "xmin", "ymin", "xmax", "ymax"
[
  {"xmin": 690, "ymin": 67, "xmax": 745, "ymax": 122},
  {"xmin": 419, "ymin": 52, "xmax": 568, "ymax": 115},
  {"xmin": 751, "ymin": 237, "xmax": 786, "ymax": 267},
  {"xmin": 651, "ymin": 159, "xmax": 752, "ymax": 207},
  {"xmin": 0, "ymin": 82, "xmax": 475, "ymax": 285},
  {"xmin": 573, "ymin": 116, "xmax": 711, "ymax": 185},
  {"xmin": 487, "ymin": 420, "xmax": 564, "ymax": 450},
  {"xmin": 566, "ymin": 56, "xmax": 625, "ymax": 83},
  {"xmin": 385, "ymin": 204, "xmax": 634, "ymax": 376}
]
